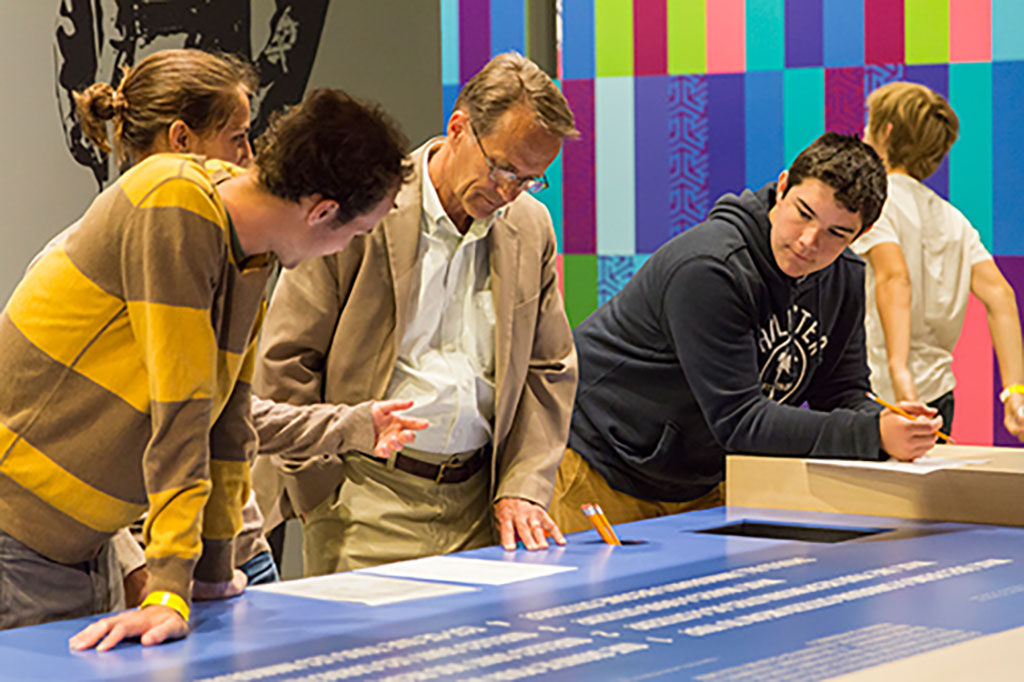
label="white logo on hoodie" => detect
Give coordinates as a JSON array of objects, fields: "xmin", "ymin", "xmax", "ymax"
[{"xmin": 757, "ymin": 305, "xmax": 828, "ymax": 402}]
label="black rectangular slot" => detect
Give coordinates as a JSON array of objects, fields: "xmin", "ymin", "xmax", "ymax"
[{"xmin": 695, "ymin": 521, "xmax": 886, "ymax": 543}]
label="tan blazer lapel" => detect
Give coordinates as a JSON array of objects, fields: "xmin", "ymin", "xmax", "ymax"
[
  {"xmin": 489, "ymin": 213, "xmax": 520, "ymax": 444},
  {"xmin": 382, "ymin": 143, "xmax": 433, "ymax": 357}
]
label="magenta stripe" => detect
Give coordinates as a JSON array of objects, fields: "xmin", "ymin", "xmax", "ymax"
[
  {"xmin": 562, "ymin": 79, "xmax": 596, "ymax": 254},
  {"xmin": 824, "ymin": 67, "xmax": 865, "ymax": 136},
  {"xmin": 634, "ymin": 0, "xmax": 667, "ymax": 76},
  {"xmin": 864, "ymin": 0, "xmax": 903, "ymax": 65},
  {"xmin": 459, "ymin": 0, "xmax": 491, "ymax": 82}
]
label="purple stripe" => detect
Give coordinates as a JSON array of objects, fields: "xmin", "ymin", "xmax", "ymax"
[
  {"xmin": 994, "ymin": 256, "xmax": 1024, "ymax": 444},
  {"xmin": 785, "ymin": 0, "xmax": 824, "ymax": 67},
  {"xmin": 707, "ymin": 74, "xmax": 746, "ymax": 205},
  {"xmin": 635, "ymin": 76, "xmax": 672, "ymax": 253},
  {"xmin": 563, "ymin": 79, "xmax": 596, "ymax": 254},
  {"xmin": 459, "ymin": 0, "xmax": 491, "ymax": 82}
]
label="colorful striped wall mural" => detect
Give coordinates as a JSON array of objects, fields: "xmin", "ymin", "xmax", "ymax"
[{"xmin": 441, "ymin": 0, "xmax": 1024, "ymax": 447}]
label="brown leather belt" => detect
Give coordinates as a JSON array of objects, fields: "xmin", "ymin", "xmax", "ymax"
[{"xmin": 393, "ymin": 444, "xmax": 490, "ymax": 484}]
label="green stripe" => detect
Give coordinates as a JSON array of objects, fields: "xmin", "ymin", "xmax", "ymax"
[
  {"xmin": 667, "ymin": 0, "xmax": 706, "ymax": 74},
  {"xmin": 595, "ymin": 0, "xmax": 634, "ymax": 77},
  {"xmin": 905, "ymin": 0, "xmax": 949, "ymax": 64},
  {"xmin": 563, "ymin": 255, "xmax": 598, "ymax": 328}
]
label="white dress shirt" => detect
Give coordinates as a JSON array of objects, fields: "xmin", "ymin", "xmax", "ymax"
[{"xmin": 383, "ymin": 145, "xmax": 499, "ymax": 455}]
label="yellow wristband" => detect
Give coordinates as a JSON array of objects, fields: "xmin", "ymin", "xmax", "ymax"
[
  {"xmin": 999, "ymin": 384, "xmax": 1024, "ymax": 403},
  {"xmin": 140, "ymin": 591, "xmax": 190, "ymax": 622}
]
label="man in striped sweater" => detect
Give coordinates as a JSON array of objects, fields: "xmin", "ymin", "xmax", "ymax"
[{"xmin": 0, "ymin": 88, "xmax": 409, "ymax": 650}]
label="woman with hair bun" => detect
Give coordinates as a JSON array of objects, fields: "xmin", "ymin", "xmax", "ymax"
[
  {"xmin": 29, "ymin": 48, "xmax": 270, "ymax": 609},
  {"xmin": 74, "ymin": 48, "xmax": 257, "ymax": 170},
  {"xmin": 35, "ymin": 49, "xmax": 257, "ymax": 267}
]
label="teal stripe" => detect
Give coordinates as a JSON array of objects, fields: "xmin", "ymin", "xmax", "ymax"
[
  {"xmin": 595, "ymin": 77, "xmax": 635, "ymax": 255},
  {"xmin": 783, "ymin": 68, "xmax": 824, "ymax": 166},
  {"xmin": 746, "ymin": 0, "xmax": 785, "ymax": 71},
  {"xmin": 950, "ymin": 63, "xmax": 994, "ymax": 251},
  {"xmin": 993, "ymin": 0, "xmax": 1024, "ymax": 62},
  {"xmin": 441, "ymin": 0, "xmax": 460, "ymax": 85},
  {"xmin": 538, "ymin": 149, "xmax": 565, "ymax": 253},
  {"xmin": 537, "ymin": 77, "xmax": 566, "ymax": 251}
]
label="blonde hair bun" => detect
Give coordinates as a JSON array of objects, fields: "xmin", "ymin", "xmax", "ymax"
[{"xmin": 72, "ymin": 82, "xmax": 122, "ymax": 154}]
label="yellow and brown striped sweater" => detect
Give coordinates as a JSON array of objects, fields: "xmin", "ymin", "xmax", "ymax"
[{"xmin": 0, "ymin": 154, "xmax": 273, "ymax": 607}]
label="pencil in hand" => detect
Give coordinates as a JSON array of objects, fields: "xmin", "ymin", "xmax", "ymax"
[
  {"xmin": 866, "ymin": 391, "xmax": 954, "ymax": 444},
  {"xmin": 581, "ymin": 503, "xmax": 622, "ymax": 545}
]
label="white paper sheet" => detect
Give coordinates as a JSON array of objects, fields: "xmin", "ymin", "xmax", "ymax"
[
  {"xmin": 359, "ymin": 556, "xmax": 577, "ymax": 585},
  {"xmin": 809, "ymin": 455, "xmax": 990, "ymax": 475},
  {"xmin": 249, "ymin": 571, "xmax": 476, "ymax": 606}
]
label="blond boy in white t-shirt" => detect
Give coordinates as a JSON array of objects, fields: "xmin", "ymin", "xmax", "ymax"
[{"xmin": 855, "ymin": 81, "xmax": 1024, "ymax": 439}]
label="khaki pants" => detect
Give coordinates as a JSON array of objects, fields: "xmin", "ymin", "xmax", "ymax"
[
  {"xmin": 0, "ymin": 528, "xmax": 124, "ymax": 630},
  {"xmin": 301, "ymin": 451, "xmax": 495, "ymax": 576},
  {"xmin": 549, "ymin": 448, "xmax": 725, "ymax": 535}
]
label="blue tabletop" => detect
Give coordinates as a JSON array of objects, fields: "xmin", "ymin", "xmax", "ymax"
[{"xmin": 3, "ymin": 506, "xmax": 1024, "ymax": 681}]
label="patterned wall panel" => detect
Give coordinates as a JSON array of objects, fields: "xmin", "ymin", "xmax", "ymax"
[{"xmin": 442, "ymin": 0, "xmax": 1024, "ymax": 446}]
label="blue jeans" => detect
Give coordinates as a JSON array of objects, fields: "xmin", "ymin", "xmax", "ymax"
[{"xmin": 0, "ymin": 528, "xmax": 123, "ymax": 630}]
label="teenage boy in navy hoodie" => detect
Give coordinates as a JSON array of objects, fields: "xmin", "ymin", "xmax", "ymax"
[{"xmin": 549, "ymin": 132, "xmax": 943, "ymax": 533}]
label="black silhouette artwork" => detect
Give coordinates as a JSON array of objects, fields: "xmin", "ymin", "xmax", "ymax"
[{"xmin": 54, "ymin": 0, "xmax": 328, "ymax": 189}]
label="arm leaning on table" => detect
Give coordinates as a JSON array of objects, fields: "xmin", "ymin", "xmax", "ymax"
[
  {"xmin": 492, "ymin": 217, "xmax": 577, "ymax": 552},
  {"xmin": 70, "ymin": 169, "xmax": 257, "ymax": 651},
  {"xmin": 664, "ymin": 254, "xmax": 937, "ymax": 463}
]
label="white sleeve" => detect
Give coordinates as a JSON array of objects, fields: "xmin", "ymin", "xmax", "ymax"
[
  {"xmin": 111, "ymin": 527, "xmax": 147, "ymax": 577},
  {"xmin": 962, "ymin": 214, "xmax": 993, "ymax": 266},
  {"xmin": 851, "ymin": 210, "xmax": 899, "ymax": 256}
]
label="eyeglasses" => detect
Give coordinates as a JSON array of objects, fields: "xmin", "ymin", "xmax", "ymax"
[{"xmin": 469, "ymin": 121, "xmax": 548, "ymax": 195}]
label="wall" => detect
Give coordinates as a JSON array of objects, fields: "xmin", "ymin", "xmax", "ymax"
[
  {"xmin": 445, "ymin": 0, "xmax": 1024, "ymax": 447},
  {"xmin": 0, "ymin": 1, "xmax": 441, "ymax": 303}
]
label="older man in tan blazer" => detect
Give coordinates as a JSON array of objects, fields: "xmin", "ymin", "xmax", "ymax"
[{"xmin": 252, "ymin": 52, "xmax": 579, "ymax": 575}]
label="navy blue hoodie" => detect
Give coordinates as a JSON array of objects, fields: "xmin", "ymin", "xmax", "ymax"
[{"xmin": 569, "ymin": 183, "xmax": 883, "ymax": 503}]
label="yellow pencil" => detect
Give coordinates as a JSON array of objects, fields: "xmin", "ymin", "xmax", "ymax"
[
  {"xmin": 866, "ymin": 391, "xmax": 955, "ymax": 443},
  {"xmin": 581, "ymin": 504, "xmax": 622, "ymax": 545},
  {"xmin": 592, "ymin": 504, "xmax": 622, "ymax": 545}
]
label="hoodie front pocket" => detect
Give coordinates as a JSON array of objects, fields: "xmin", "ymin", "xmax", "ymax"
[{"xmin": 620, "ymin": 419, "xmax": 683, "ymax": 475}]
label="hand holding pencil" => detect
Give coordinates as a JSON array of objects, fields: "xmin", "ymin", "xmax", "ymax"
[{"xmin": 868, "ymin": 391, "xmax": 948, "ymax": 462}]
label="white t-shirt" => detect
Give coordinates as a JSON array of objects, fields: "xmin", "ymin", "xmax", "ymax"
[{"xmin": 851, "ymin": 173, "xmax": 992, "ymax": 403}]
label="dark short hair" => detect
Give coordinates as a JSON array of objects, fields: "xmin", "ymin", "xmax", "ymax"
[
  {"xmin": 784, "ymin": 132, "xmax": 887, "ymax": 231},
  {"xmin": 254, "ymin": 89, "xmax": 412, "ymax": 225}
]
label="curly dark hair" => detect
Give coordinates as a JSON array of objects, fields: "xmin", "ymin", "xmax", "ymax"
[
  {"xmin": 254, "ymin": 88, "xmax": 412, "ymax": 225},
  {"xmin": 784, "ymin": 132, "xmax": 887, "ymax": 231}
]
